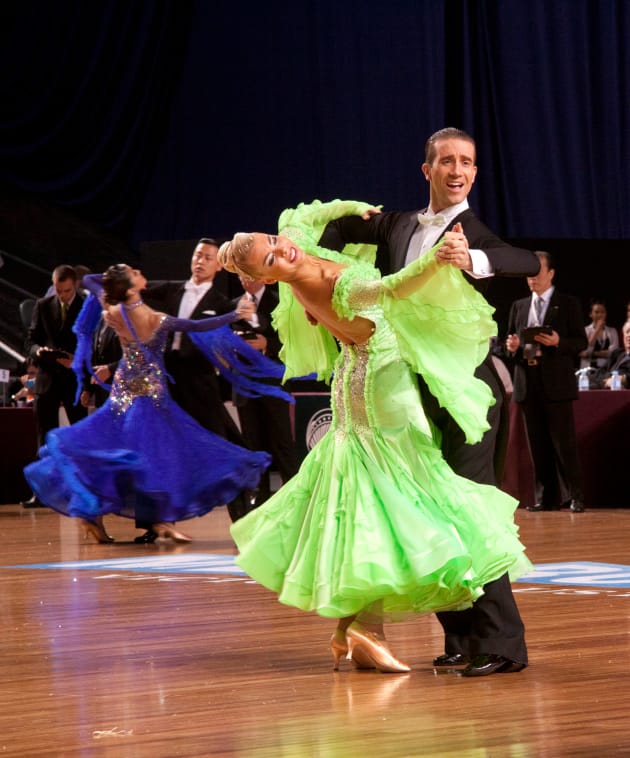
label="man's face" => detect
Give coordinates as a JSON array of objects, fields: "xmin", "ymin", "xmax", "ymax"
[
  {"xmin": 623, "ymin": 325, "xmax": 630, "ymax": 352},
  {"xmin": 54, "ymin": 277, "xmax": 77, "ymax": 305},
  {"xmin": 422, "ymin": 137, "xmax": 477, "ymax": 211},
  {"xmin": 527, "ymin": 257, "xmax": 554, "ymax": 296},
  {"xmin": 239, "ymin": 276, "xmax": 264, "ymax": 297},
  {"xmin": 190, "ymin": 243, "xmax": 220, "ymax": 284}
]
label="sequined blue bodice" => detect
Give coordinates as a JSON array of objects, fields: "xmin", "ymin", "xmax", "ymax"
[{"xmin": 109, "ymin": 315, "xmax": 171, "ymax": 414}]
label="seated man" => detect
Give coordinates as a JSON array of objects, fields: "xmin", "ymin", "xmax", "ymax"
[{"xmin": 592, "ymin": 320, "xmax": 630, "ymax": 389}]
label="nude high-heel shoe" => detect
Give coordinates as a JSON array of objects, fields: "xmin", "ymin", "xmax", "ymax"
[
  {"xmin": 79, "ymin": 518, "xmax": 114, "ymax": 544},
  {"xmin": 330, "ymin": 628, "xmax": 376, "ymax": 671},
  {"xmin": 346, "ymin": 622, "xmax": 411, "ymax": 673},
  {"xmin": 153, "ymin": 523, "xmax": 192, "ymax": 543},
  {"xmin": 330, "ymin": 629, "xmax": 347, "ymax": 671}
]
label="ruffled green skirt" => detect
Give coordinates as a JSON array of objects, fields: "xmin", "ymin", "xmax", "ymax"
[{"xmin": 231, "ymin": 321, "xmax": 530, "ymax": 620}]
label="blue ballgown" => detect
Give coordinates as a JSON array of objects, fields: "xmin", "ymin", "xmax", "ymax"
[{"xmin": 25, "ymin": 307, "xmax": 273, "ymax": 523}]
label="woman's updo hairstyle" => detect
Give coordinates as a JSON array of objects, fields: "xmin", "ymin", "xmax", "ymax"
[
  {"xmin": 217, "ymin": 233, "xmax": 255, "ymax": 280},
  {"xmin": 103, "ymin": 264, "xmax": 133, "ymax": 305}
]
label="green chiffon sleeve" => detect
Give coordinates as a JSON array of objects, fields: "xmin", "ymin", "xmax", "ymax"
[
  {"xmin": 278, "ymin": 198, "xmax": 379, "ymax": 265},
  {"xmin": 272, "ymin": 199, "xmax": 379, "ymax": 382},
  {"xmin": 379, "ymin": 247, "xmax": 498, "ymax": 444},
  {"xmin": 272, "ymin": 282, "xmax": 339, "ymax": 383},
  {"xmin": 331, "ymin": 242, "xmax": 498, "ymax": 444}
]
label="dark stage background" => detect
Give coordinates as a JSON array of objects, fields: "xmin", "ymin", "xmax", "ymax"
[{"xmin": 1, "ymin": 0, "xmax": 629, "ymax": 359}]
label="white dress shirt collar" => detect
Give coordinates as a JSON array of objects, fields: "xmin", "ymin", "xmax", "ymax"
[
  {"xmin": 184, "ymin": 278, "xmax": 212, "ymax": 295},
  {"xmin": 425, "ymin": 199, "xmax": 469, "ymax": 224}
]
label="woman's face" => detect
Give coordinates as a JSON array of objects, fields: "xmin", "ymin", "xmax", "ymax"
[
  {"xmin": 245, "ymin": 233, "xmax": 305, "ymax": 283},
  {"xmin": 125, "ymin": 266, "xmax": 147, "ymax": 293},
  {"xmin": 590, "ymin": 303, "xmax": 607, "ymax": 322}
]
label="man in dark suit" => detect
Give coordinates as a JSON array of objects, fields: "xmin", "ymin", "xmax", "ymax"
[
  {"xmin": 79, "ymin": 317, "xmax": 122, "ymax": 410},
  {"xmin": 319, "ymin": 127, "xmax": 539, "ymax": 676},
  {"xmin": 23, "ymin": 264, "xmax": 87, "ymax": 506},
  {"xmin": 230, "ymin": 276, "xmax": 299, "ymax": 503},
  {"xmin": 506, "ymin": 251, "xmax": 587, "ymax": 513},
  {"xmin": 594, "ymin": 320, "xmax": 630, "ymax": 389},
  {"xmin": 142, "ymin": 237, "xmax": 254, "ymax": 534}
]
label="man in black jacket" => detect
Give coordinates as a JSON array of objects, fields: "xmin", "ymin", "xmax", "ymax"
[
  {"xmin": 142, "ymin": 238, "xmax": 254, "ymax": 534},
  {"xmin": 319, "ymin": 127, "xmax": 539, "ymax": 676},
  {"xmin": 506, "ymin": 251, "xmax": 587, "ymax": 513},
  {"xmin": 230, "ymin": 276, "xmax": 299, "ymax": 504},
  {"xmin": 23, "ymin": 265, "xmax": 87, "ymax": 507},
  {"xmin": 594, "ymin": 320, "xmax": 630, "ymax": 389},
  {"xmin": 79, "ymin": 317, "xmax": 121, "ymax": 410}
]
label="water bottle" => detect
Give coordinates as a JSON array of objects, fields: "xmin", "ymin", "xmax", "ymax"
[
  {"xmin": 611, "ymin": 370, "xmax": 622, "ymax": 391},
  {"xmin": 578, "ymin": 369, "xmax": 590, "ymax": 391}
]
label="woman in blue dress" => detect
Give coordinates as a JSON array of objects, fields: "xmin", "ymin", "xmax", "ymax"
[{"xmin": 25, "ymin": 264, "xmax": 274, "ymax": 543}]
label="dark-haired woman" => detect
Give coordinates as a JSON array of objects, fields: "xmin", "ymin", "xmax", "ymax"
[{"xmin": 24, "ymin": 265, "xmax": 273, "ymax": 543}]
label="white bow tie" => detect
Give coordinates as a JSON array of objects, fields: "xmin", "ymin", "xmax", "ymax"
[
  {"xmin": 417, "ymin": 212, "xmax": 447, "ymax": 227},
  {"xmin": 185, "ymin": 281, "xmax": 209, "ymax": 296}
]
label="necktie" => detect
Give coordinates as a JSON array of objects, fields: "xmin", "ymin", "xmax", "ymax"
[
  {"xmin": 60, "ymin": 302, "xmax": 67, "ymax": 325},
  {"xmin": 248, "ymin": 293, "xmax": 260, "ymax": 327},
  {"xmin": 417, "ymin": 212, "xmax": 447, "ymax": 227},
  {"xmin": 534, "ymin": 297, "xmax": 544, "ymax": 324}
]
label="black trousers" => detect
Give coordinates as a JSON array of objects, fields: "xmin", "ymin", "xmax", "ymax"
[
  {"xmin": 236, "ymin": 394, "xmax": 299, "ymax": 502},
  {"xmin": 418, "ymin": 358, "xmax": 528, "ymax": 664},
  {"xmin": 33, "ymin": 372, "xmax": 87, "ymax": 448},
  {"xmin": 519, "ymin": 367, "xmax": 583, "ymax": 506}
]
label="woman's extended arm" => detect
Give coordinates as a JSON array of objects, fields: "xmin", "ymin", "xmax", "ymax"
[
  {"xmin": 167, "ymin": 311, "xmax": 240, "ymax": 333},
  {"xmin": 380, "ymin": 256, "xmax": 442, "ymax": 300},
  {"xmin": 342, "ymin": 253, "xmax": 443, "ymax": 313},
  {"xmin": 82, "ymin": 273, "xmax": 104, "ymax": 298}
]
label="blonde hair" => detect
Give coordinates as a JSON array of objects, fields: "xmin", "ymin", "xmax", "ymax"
[{"xmin": 217, "ymin": 233, "xmax": 255, "ymax": 280}]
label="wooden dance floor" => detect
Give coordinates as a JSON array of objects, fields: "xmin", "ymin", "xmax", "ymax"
[{"xmin": 1, "ymin": 503, "xmax": 629, "ymax": 757}]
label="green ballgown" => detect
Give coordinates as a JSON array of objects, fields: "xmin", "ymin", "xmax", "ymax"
[{"xmin": 231, "ymin": 200, "xmax": 531, "ymax": 621}]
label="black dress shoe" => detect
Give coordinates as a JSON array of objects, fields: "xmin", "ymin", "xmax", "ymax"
[
  {"xmin": 525, "ymin": 503, "xmax": 556, "ymax": 512},
  {"xmin": 227, "ymin": 490, "xmax": 259, "ymax": 522},
  {"xmin": 433, "ymin": 653, "xmax": 470, "ymax": 667},
  {"xmin": 134, "ymin": 529, "xmax": 158, "ymax": 544},
  {"xmin": 462, "ymin": 654, "xmax": 526, "ymax": 677},
  {"xmin": 569, "ymin": 500, "xmax": 585, "ymax": 513},
  {"xmin": 21, "ymin": 496, "xmax": 44, "ymax": 508}
]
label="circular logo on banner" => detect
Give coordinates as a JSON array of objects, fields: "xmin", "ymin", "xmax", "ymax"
[{"xmin": 305, "ymin": 407, "xmax": 333, "ymax": 450}]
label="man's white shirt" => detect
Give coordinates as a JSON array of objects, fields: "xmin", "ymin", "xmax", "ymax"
[
  {"xmin": 404, "ymin": 199, "xmax": 493, "ymax": 278},
  {"xmin": 172, "ymin": 279, "xmax": 213, "ymax": 350}
]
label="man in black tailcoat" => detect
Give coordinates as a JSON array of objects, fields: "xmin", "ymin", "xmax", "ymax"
[
  {"xmin": 230, "ymin": 276, "xmax": 299, "ymax": 503},
  {"xmin": 319, "ymin": 127, "xmax": 539, "ymax": 677},
  {"xmin": 142, "ymin": 238, "xmax": 254, "ymax": 536}
]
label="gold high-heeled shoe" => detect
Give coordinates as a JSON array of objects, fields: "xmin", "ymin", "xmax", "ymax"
[
  {"xmin": 346, "ymin": 622, "xmax": 411, "ymax": 673},
  {"xmin": 153, "ymin": 523, "xmax": 192, "ymax": 543},
  {"xmin": 329, "ymin": 629, "xmax": 376, "ymax": 671},
  {"xmin": 79, "ymin": 518, "xmax": 114, "ymax": 544}
]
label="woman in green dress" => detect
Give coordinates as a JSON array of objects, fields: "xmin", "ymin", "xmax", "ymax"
[{"xmin": 219, "ymin": 200, "xmax": 530, "ymax": 673}]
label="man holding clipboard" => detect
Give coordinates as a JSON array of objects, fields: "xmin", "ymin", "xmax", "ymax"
[{"xmin": 506, "ymin": 251, "xmax": 587, "ymax": 512}]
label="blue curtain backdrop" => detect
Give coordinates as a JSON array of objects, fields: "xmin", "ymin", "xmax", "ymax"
[{"xmin": 1, "ymin": 0, "xmax": 628, "ymax": 249}]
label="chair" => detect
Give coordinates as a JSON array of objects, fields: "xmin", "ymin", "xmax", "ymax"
[{"xmin": 19, "ymin": 299, "xmax": 36, "ymax": 331}]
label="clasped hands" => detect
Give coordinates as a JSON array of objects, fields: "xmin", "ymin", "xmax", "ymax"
[
  {"xmin": 236, "ymin": 295, "xmax": 255, "ymax": 320},
  {"xmin": 434, "ymin": 222, "xmax": 473, "ymax": 270},
  {"xmin": 360, "ymin": 207, "xmax": 472, "ymax": 271}
]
